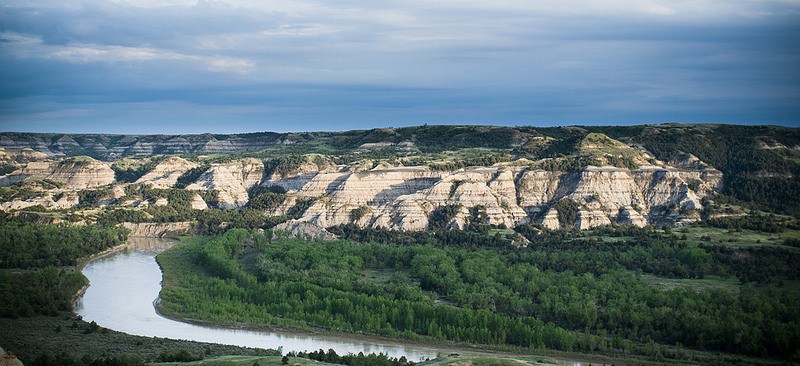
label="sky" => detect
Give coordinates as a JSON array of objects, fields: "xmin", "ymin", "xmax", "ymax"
[{"xmin": 0, "ymin": 0, "xmax": 799, "ymax": 134}]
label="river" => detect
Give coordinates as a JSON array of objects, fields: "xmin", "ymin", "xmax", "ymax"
[{"xmin": 75, "ymin": 237, "xmax": 440, "ymax": 361}]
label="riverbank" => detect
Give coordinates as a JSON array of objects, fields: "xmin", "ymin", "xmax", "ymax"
[
  {"xmin": 147, "ymin": 309, "xmax": 680, "ymax": 366},
  {"xmin": 77, "ymin": 236, "xmax": 179, "ymax": 267},
  {"xmin": 151, "ymin": 305, "xmax": 798, "ymax": 366},
  {"xmin": 0, "ymin": 313, "xmax": 278, "ymax": 364}
]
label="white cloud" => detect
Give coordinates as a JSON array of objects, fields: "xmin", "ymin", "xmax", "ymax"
[
  {"xmin": 48, "ymin": 44, "xmax": 179, "ymax": 63},
  {"xmin": 0, "ymin": 32, "xmax": 255, "ymax": 74},
  {"xmin": 206, "ymin": 57, "xmax": 256, "ymax": 74},
  {"xmin": 108, "ymin": 0, "xmax": 199, "ymax": 8}
]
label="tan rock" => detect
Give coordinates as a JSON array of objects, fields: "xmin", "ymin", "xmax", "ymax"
[
  {"xmin": 0, "ymin": 345, "xmax": 24, "ymax": 366},
  {"xmin": 6, "ymin": 158, "xmax": 114, "ymax": 189},
  {"xmin": 616, "ymin": 206, "xmax": 647, "ymax": 227},
  {"xmin": 186, "ymin": 158, "xmax": 263, "ymax": 209},
  {"xmin": 0, "ymin": 139, "xmax": 724, "ymax": 231},
  {"xmin": 122, "ymin": 222, "xmax": 192, "ymax": 237},
  {"xmin": 135, "ymin": 156, "xmax": 199, "ymax": 188},
  {"xmin": 0, "ymin": 191, "xmax": 79, "ymax": 211},
  {"xmin": 516, "ymin": 169, "xmax": 564, "ymax": 208},
  {"xmin": 265, "ymin": 155, "xmax": 337, "ymax": 181},
  {"xmin": 190, "ymin": 193, "xmax": 208, "ymax": 210},
  {"xmin": 111, "ymin": 184, "xmax": 127, "ymax": 199},
  {"xmin": 569, "ymin": 166, "xmax": 644, "ymax": 212},
  {"xmin": 540, "ymin": 207, "xmax": 561, "ymax": 230},
  {"xmin": 274, "ymin": 219, "xmax": 338, "ymax": 240},
  {"xmin": 575, "ymin": 208, "xmax": 612, "ymax": 229},
  {"xmin": 294, "ymin": 172, "xmax": 350, "ymax": 196}
]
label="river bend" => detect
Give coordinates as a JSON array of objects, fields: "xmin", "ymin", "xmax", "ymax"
[{"xmin": 75, "ymin": 237, "xmax": 439, "ymax": 361}]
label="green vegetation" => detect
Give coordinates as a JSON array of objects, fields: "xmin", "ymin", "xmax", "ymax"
[
  {"xmin": 286, "ymin": 349, "xmax": 415, "ymax": 366},
  {"xmin": 0, "ymin": 221, "xmax": 128, "ymax": 268},
  {"xmin": 175, "ymin": 165, "xmax": 209, "ymax": 188},
  {"xmin": 77, "ymin": 186, "xmax": 114, "ymax": 207},
  {"xmin": 0, "ymin": 179, "xmax": 63, "ymax": 202},
  {"xmin": 61, "ymin": 156, "xmax": 96, "ymax": 165},
  {"xmin": 150, "ymin": 355, "xmax": 340, "ymax": 366},
  {"xmin": 419, "ymin": 355, "xmax": 559, "ymax": 366},
  {"xmin": 428, "ymin": 205, "xmax": 461, "ymax": 230},
  {"xmin": 246, "ymin": 185, "xmax": 288, "ymax": 211},
  {"xmin": 287, "ymin": 198, "xmax": 316, "ymax": 219},
  {"xmin": 576, "ymin": 133, "xmax": 644, "ymax": 169},
  {"xmin": 263, "ymin": 155, "xmax": 313, "ymax": 178},
  {"xmin": 0, "ymin": 220, "xmax": 278, "ymax": 365},
  {"xmin": 0, "ymin": 185, "xmax": 44, "ymax": 202},
  {"xmin": 552, "ymin": 199, "xmax": 579, "ymax": 229},
  {"xmin": 0, "ymin": 315, "xmax": 277, "ymax": 365},
  {"xmin": 0, "ymin": 162, "xmax": 16, "ymax": 175},
  {"xmin": 157, "ymin": 228, "xmax": 800, "ymax": 362},
  {"xmin": 350, "ymin": 206, "xmax": 370, "ymax": 223},
  {"xmin": 92, "ymin": 186, "xmax": 288, "ymax": 234},
  {"xmin": 704, "ymin": 212, "xmax": 800, "ymax": 233},
  {"xmin": 639, "ymin": 274, "xmax": 742, "ymax": 294},
  {"xmin": 111, "ymin": 157, "xmax": 162, "ymax": 183},
  {"xmin": 2, "ymin": 124, "xmax": 800, "ymax": 365},
  {"xmin": 0, "ymin": 268, "xmax": 87, "ymax": 317},
  {"xmin": 0, "ymin": 221, "xmax": 127, "ymax": 317},
  {"xmin": 591, "ymin": 124, "xmax": 800, "ymax": 216}
]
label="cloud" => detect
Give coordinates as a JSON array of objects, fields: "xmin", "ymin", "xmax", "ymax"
[
  {"xmin": 0, "ymin": 32, "xmax": 255, "ymax": 74},
  {"xmin": 0, "ymin": 0, "xmax": 798, "ymax": 132}
]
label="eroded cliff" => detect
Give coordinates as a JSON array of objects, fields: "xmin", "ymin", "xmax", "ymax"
[
  {"xmin": 0, "ymin": 132, "xmax": 724, "ymax": 230},
  {"xmin": 265, "ymin": 162, "xmax": 721, "ymax": 230}
]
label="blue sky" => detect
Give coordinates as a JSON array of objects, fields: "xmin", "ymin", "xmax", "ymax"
[{"xmin": 0, "ymin": 0, "xmax": 798, "ymax": 134}]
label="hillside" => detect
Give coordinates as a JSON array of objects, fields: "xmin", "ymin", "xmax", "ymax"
[{"xmin": 0, "ymin": 124, "xmax": 797, "ymax": 232}]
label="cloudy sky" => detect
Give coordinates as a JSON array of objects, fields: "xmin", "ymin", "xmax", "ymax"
[{"xmin": 0, "ymin": 0, "xmax": 798, "ymax": 134}]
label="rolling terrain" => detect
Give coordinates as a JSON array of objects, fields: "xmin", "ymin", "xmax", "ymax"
[
  {"xmin": 1, "ymin": 124, "xmax": 799, "ymax": 366},
  {"xmin": 7, "ymin": 124, "xmax": 793, "ymax": 232}
]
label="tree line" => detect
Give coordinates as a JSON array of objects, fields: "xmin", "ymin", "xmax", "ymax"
[
  {"xmin": 287, "ymin": 349, "xmax": 415, "ymax": 366},
  {"xmin": 0, "ymin": 221, "xmax": 128, "ymax": 268}
]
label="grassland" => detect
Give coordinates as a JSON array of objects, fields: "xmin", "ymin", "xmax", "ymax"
[
  {"xmin": 639, "ymin": 274, "xmax": 742, "ymax": 294},
  {"xmin": 578, "ymin": 225, "xmax": 800, "ymax": 250},
  {"xmin": 674, "ymin": 225, "xmax": 800, "ymax": 249}
]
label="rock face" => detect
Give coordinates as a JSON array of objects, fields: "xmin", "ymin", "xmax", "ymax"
[
  {"xmin": 135, "ymin": 156, "xmax": 199, "ymax": 188},
  {"xmin": 186, "ymin": 159, "xmax": 264, "ymax": 209},
  {"xmin": 265, "ymin": 162, "xmax": 722, "ymax": 230},
  {"xmin": 273, "ymin": 219, "xmax": 338, "ymax": 240},
  {"xmin": 0, "ymin": 147, "xmax": 48, "ymax": 163},
  {"xmin": 540, "ymin": 208, "xmax": 561, "ymax": 230},
  {"xmin": 1, "ymin": 158, "xmax": 115, "ymax": 189},
  {"xmin": 122, "ymin": 222, "xmax": 192, "ymax": 237},
  {"xmin": 0, "ymin": 136, "xmax": 724, "ymax": 230},
  {"xmin": 190, "ymin": 193, "xmax": 208, "ymax": 210},
  {"xmin": 0, "ymin": 191, "xmax": 79, "ymax": 211},
  {"xmin": 0, "ymin": 346, "xmax": 24, "ymax": 366},
  {"xmin": 0, "ymin": 132, "xmax": 290, "ymax": 159}
]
